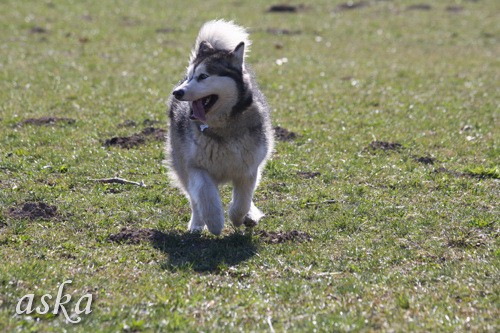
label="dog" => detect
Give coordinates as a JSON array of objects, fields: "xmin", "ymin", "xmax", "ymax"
[{"xmin": 165, "ymin": 20, "xmax": 274, "ymax": 235}]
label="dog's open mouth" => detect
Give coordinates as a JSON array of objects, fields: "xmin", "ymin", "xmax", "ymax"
[{"xmin": 190, "ymin": 95, "xmax": 218, "ymax": 121}]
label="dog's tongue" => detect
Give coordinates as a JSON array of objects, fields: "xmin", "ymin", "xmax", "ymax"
[{"xmin": 192, "ymin": 99, "xmax": 206, "ymax": 121}]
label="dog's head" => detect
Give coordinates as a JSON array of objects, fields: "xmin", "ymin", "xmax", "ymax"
[{"xmin": 172, "ymin": 41, "xmax": 246, "ymax": 124}]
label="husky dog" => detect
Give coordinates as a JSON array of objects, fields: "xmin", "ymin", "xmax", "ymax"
[{"xmin": 166, "ymin": 20, "xmax": 274, "ymax": 235}]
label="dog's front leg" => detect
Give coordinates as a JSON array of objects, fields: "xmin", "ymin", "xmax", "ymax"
[
  {"xmin": 229, "ymin": 175, "xmax": 264, "ymax": 228},
  {"xmin": 187, "ymin": 169, "xmax": 224, "ymax": 235}
]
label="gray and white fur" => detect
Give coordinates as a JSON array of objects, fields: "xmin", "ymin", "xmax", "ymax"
[{"xmin": 166, "ymin": 20, "xmax": 274, "ymax": 235}]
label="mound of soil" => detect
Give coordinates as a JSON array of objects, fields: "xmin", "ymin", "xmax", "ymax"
[
  {"xmin": 274, "ymin": 126, "xmax": 297, "ymax": 142},
  {"xmin": 104, "ymin": 127, "xmax": 166, "ymax": 149},
  {"xmin": 267, "ymin": 4, "xmax": 305, "ymax": 13},
  {"xmin": 19, "ymin": 117, "xmax": 76, "ymax": 126},
  {"xmin": 257, "ymin": 230, "xmax": 312, "ymax": 244},
  {"xmin": 368, "ymin": 141, "xmax": 403, "ymax": 151},
  {"xmin": 30, "ymin": 26, "xmax": 48, "ymax": 34},
  {"xmin": 415, "ymin": 156, "xmax": 435, "ymax": 165},
  {"xmin": 8, "ymin": 202, "xmax": 58, "ymax": 220}
]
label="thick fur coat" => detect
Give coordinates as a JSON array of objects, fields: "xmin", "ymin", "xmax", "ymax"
[{"xmin": 166, "ymin": 20, "xmax": 274, "ymax": 235}]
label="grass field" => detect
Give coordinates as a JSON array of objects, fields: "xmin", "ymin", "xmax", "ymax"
[{"xmin": 0, "ymin": 0, "xmax": 499, "ymax": 331}]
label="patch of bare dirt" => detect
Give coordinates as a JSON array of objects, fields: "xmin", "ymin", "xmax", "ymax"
[
  {"xmin": 104, "ymin": 127, "xmax": 166, "ymax": 148},
  {"xmin": 335, "ymin": 1, "xmax": 368, "ymax": 11},
  {"xmin": 257, "ymin": 230, "xmax": 313, "ymax": 244},
  {"xmin": 368, "ymin": 141, "xmax": 403, "ymax": 151},
  {"xmin": 274, "ymin": 126, "xmax": 297, "ymax": 142},
  {"xmin": 8, "ymin": 202, "xmax": 58, "ymax": 221},
  {"xmin": 18, "ymin": 117, "xmax": 76, "ymax": 126},
  {"xmin": 267, "ymin": 4, "xmax": 305, "ymax": 13},
  {"xmin": 297, "ymin": 171, "xmax": 321, "ymax": 179},
  {"xmin": 415, "ymin": 156, "xmax": 436, "ymax": 165},
  {"xmin": 30, "ymin": 26, "xmax": 48, "ymax": 34}
]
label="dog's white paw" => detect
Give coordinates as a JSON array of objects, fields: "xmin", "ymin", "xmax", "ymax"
[
  {"xmin": 243, "ymin": 204, "xmax": 265, "ymax": 228},
  {"xmin": 188, "ymin": 219, "xmax": 205, "ymax": 233},
  {"xmin": 243, "ymin": 215, "xmax": 258, "ymax": 228},
  {"xmin": 202, "ymin": 213, "xmax": 224, "ymax": 235},
  {"xmin": 229, "ymin": 201, "xmax": 264, "ymax": 228}
]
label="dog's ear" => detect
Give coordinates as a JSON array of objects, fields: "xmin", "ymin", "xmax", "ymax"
[
  {"xmin": 197, "ymin": 41, "xmax": 214, "ymax": 57},
  {"xmin": 230, "ymin": 42, "xmax": 245, "ymax": 68}
]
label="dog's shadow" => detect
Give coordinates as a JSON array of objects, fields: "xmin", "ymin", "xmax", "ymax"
[{"xmin": 150, "ymin": 230, "xmax": 258, "ymax": 272}]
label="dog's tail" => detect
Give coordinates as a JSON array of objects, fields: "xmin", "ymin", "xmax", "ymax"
[{"xmin": 190, "ymin": 20, "xmax": 251, "ymax": 62}]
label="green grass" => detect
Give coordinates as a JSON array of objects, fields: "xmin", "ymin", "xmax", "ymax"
[{"xmin": 1, "ymin": 0, "xmax": 499, "ymax": 331}]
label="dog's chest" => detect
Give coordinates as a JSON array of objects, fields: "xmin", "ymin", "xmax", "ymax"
[{"xmin": 192, "ymin": 132, "xmax": 264, "ymax": 181}]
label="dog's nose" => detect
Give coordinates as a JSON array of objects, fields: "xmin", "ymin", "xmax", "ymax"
[{"xmin": 173, "ymin": 89, "xmax": 185, "ymax": 100}]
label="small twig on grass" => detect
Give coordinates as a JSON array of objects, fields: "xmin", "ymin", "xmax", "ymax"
[
  {"xmin": 267, "ymin": 316, "xmax": 275, "ymax": 333},
  {"xmin": 304, "ymin": 199, "xmax": 337, "ymax": 207},
  {"xmin": 91, "ymin": 177, "xmax": 146, "ymax": 187}
]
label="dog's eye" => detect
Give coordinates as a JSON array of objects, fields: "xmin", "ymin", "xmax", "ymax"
[{"xmin": 197, "ymin": 73, "xmax": 209, "ymax": 81}]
